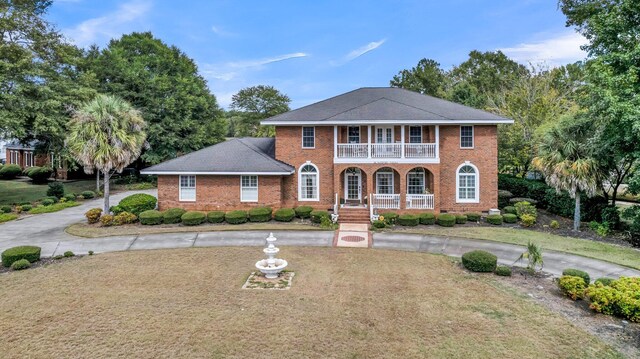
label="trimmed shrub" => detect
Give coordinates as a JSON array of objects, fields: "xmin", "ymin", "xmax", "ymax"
[
  {"xmin": 584, "ymin": 278, "xmax": 640, "ymax": 321},
  {"xmin": 398, "ymin": 214, "xmax": 419, "ymax": 226},
  {"xmin": 114, "ymin": 212, "xmax": 137, "ymax": 225},
  {"xmin": 498, "ymin": 190, "xmax": 513, "ymax": 208},
  {"xmin": 437, "ymin": 214, "xmax": 456, "ymax": 227},
  {"xmin": 181, "ymin": 211, "xmax": 206, "ymax": 226},
  {"xmin": 461, "ymin": 250, "xmax": 497, "ymax": 272},
  {"xmin": 466, "ymin": 212, "xmax": 481, "ymax": 222},
  {"xmin": 558, "ymin": 275, "xmax": 587, "ymax": 300},
  {"xmin": 520, "ymin": 214, "xmax": 536, "ymax": 227},
  {"xmin": 20, "ymin": 204, "xmax": 32, "ymax": 212},
  {"xmin": 139, "ymin": 210, "xmax": 163, "ymax": 225},
  {"xmin": 100, "ymin": 214, "xmax": 115, "ymax": 226},
  {"xmin": 63, "ymin": 251, "xmax": 75, "ymax": 257},
  {"xmin": 380, "ymin": 212, "xmax": 398, "ymax": 225},
  {"xmin": 503, "ymin": 213, "xmax": 518, "ymax": 223},
  {"xmin": 310, "ymin": 210, "xmax": 330, "ymax": 224},
  {"xmin": 85, "ymin": 208, "xmax": 102, "ymax": 224},
  {"xmin": 294, "ymin": 206, "xmax": 313, "ymax": 219},
  {"xmin": 88, "ymin": 251, "xmax": 94, "ymax": 255},
  {"xmin": 372, "ymin": 220, "xmax": 386, "ymax": 229},
  {"xmin": 64, "ymin": 193, "xmax": 77, "ymax": 202},
  {"xmin": 550, "ymin": 220, "xmax": 560, "ymax": 229},
  {"xmin": 273, "ymin": 208, "xmax": 295, "ymax": 222},
  {"xmin": 418, "ymin": 212, "xmax": 436, "ymax": 225},
  {"xmin": 27, "ymin": 166, "xmax": 53, "ymax": 184},
  {"xmin": 43, "ymin": 196, "xmax": 59, "ymax": 203},
  {"xmin": 249, "ymin": 207, "xmax": 273, "ymax": 222},
  {"xmin": 0, "ymin": 164, "xmax": 22, "ymax": 179},
  {"xmin": 81, "ymin": 190, "xmax": 96, "ymax": 199},
  {"xmin": 455, "ymin": 214, "xmax": 467, "ymax": 224},
  {"xmin": 510, "ymin": 197, "xmax": 538, "ymax": 206},
  {"xmin": 118, "ymin": 193, "xmax": 156, "ymax": 216},
  {"xmin": 503, "ymin": 206, "xmax": 517, "ymax": 215},
  {"xmin": 225, "ymin": 210, "xmax": 248, "ymax": 224},
  {"xmin": 41, "ymin": 198, "xmax": 55, "ymax": 206},
  {"xmin": 0, "ymin": 205, "xmax": 11, "ymax": 213},
  {"xmin": 495, "ymin": 265, "xmax": 512, "ymax": 276},
  {"xmin": 207, "ymin": 211, "xmax": 225, "ymax": 223},
  {"xmin": 46, "ymin": 182, "xmax": 65, "ymax": 198},
  {"xmin": 163, "ymin": 207, "xmax": 187, "ymax": 224},
  {"xmin": 486, "ymin": 214, "xmax": 503, "ymax": 225},
  {"xmin": 595, "ymin": 278, "xmax": 614, "ymax": 286},
  {"xmin": 110, "ymin": 205, "xmax": 125, "ymax": 215},
  {"xmin": 1, "ymin": 246, "xmax": 41, "ymax": 267},
  {"xmin": 11, "ymin": 258, "xmax": 31, "ymax": 270},
  {"xmin": 515, "ymin": 201, "xmax": 537, "ymax": 218},
  {"xmin": 562, "ymin": 268, "xmax": 590, "ymax": 285}
]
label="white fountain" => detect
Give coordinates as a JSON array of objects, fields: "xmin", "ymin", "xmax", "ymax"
[{"xmin": 255, "ymin": 233, "xmax": 288, "ymax": 279}]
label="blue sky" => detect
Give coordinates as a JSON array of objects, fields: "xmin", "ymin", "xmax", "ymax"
[{"xmin": 49, "ymin": 0, "xmax": 586, "ymax": 109}]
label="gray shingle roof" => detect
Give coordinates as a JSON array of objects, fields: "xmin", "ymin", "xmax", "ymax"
[
  {"xmin": 261, "ymin": 87, "xmax": 512, "ymax": 125},
  {"xmin": 140, "ymin": 137, "xmax": 294, "ymax": 175}
]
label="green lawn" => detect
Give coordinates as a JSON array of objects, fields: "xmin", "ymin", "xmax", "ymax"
[
  {"xmin": 0, "ymin": 180, "xmax": 96, "ymax": 205},
  {"xmin": 398, "ymin": 226, "xmax": 640, "ymax": 270}
]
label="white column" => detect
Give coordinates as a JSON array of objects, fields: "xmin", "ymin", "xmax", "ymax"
[
  {"xmin": 367, "ymin": 125, "xmax": 372, "ymax": 159},
  {"xmin": 435, "ymin": 125, "xmax": 440, "ymax": 160},
  {"xmin": 400, "ymin": 125, "xmax": 405, "ymax": 158},
  {"xmin": 333, "ymin": 125, "xmax": 338, "ymax": 159}
]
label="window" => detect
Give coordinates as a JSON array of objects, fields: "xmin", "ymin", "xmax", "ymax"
[
  {"xmin": 179, "ymin": 175, "xmax": 196, "ymax": 201},
  {"xmin": 10, "ymin": 151, "xmax": 18, "ymax": 165},
  {"xmin": 241, "ymin": 175, "xmax": 258, "ymax": 202},
  {"xmin": 24, "ymin": 152, "xmax": 33, "ymax": 167},
  {"xmin": 407, "ymin": 170, "xmax": 425, "ymax": 194},
  {"xmin": 409, "ymin": 126, "xmax": 422, "ymax": 143},
  {"xmin": 376, "ymin": 172, "xmax": 394, "ymax": 194},
  {"xmin": 460, "ymin": 126, "xmax": 474, "ymax": 148},
  {"xmin": 302, "ymin": 127, "xmax": 315, "ymax": 148},
  {"xmin": 348, "ymin": 126, "xmax": 360, "ymax": 143},
  {"xmin": 298, "ymin": 163, "xmax": 319, "ymax": 201},
  {"xmin": 457, "ymin": 163, "xmax": 478, "ymax": 202}
]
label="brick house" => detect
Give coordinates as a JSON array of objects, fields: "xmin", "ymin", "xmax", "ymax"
[
  {"xmin": 5, "ymin": 141, "xmax": 70, "ymax": 179},
  {"xmin": 142, "ymin": 88, "xmax": 512, "ymax": 220}
]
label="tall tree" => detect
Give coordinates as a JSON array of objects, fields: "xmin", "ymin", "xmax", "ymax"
[
  {"xmin": 389, "ymin": 58, "xmax": 448, "ymax": 97},
  {"xmin": 82, "ymin": 32, "xmax": 224, "ymax": 165},
  {"xmin": 229, "ymin": 85, "xmax": 290, "ymax": 137},
  {"xmin": 533, "ymin": 115, "xmax": 600, "ymax": 231},
  {"xmin": 67, "ymin": 94, "xmax": 147, "ymax": 213}
]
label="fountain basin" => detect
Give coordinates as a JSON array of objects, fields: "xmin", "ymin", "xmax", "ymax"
[{"xmin": 255, "ymin": 258, "xmax": 288, "ymax": 279}]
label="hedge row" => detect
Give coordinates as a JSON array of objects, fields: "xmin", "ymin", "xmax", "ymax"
[{"xmin": 137, "ymin": 206, "xmax": 314, "ymax": 226}]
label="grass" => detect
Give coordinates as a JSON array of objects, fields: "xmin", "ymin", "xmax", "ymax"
[
  {"xmin": 0, "ymin": 179, "xmax": 96, "ymax": 205},
  {"xmin": 399, "ymin": 226, "xmax": 640, "ymax": 270},
  {"xmin": 0, "ymin": 213, "xmax": 18, "ymax": 223},
  {"xmin": 0, "ymin": 247, "xmax": 620, "ymax": 358},
  {"xmin": 28, "ymin": 201, "xmax": 80, "ymax": 214},
  {"xmin": 66, "ymin": 221, "xmax": 328, "ymax": 238}
]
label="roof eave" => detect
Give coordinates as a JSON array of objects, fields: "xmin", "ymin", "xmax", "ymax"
[
  {"xmin": 140, "ymin": 170, "xmax": 295, "ymax": 176},
  {"xmin": 261, "ymin": 119, "xmax": 515, "ymax": 126}
]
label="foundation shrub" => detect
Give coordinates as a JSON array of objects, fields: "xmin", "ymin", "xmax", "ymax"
[
  {"xmin": 118, "ymin": 193, "xmax": 157, "ymax": 216},
  {"xmin": 498, "ymin": 190, "xmax": 513, "ymax": 208},
  {"xmin": 294, "ymin": 206, "xmax": 313, "ymax": 219},
  {"xmin": 1, "ymin": 246, "xmax": 41, "ymax": 267},
  {"xmin": 461, "ymin": 250, "xmax": 497, "ymax": 272},
  {"xmin": 437, "ymin": 214, "xmax": 456, "ymax": 227},
  {"xmin": 274, "ymin": 208, "xmax": 295, "ymax": 222},
  {"xmin": 486, "ymin": 214, "xmax": 503, "ymax": 225},
  {"xmin": 310, "ymin": 210, "xmax": 329, "ymax": 224},
  {"xmin": 503, "ymin": 213, "xmax": 518, "ymax": 224},
  {"xmin": 562, "ymin": 268, "xmax": 590, "ymax": 285},
  {"xmin": 163, "ymin": 208, "xmax": 186, "ymax": 224},
  {"xmin": 455, "ymin": 215, "xmax": 467, "ymax": 224},
  {"xmin": 558, "ymin": 275, "xmax": 587, "ymax": 300},
  {"xmin": 503, "ymin": 206, "xmax": 517, "ymax": 215},
  {"xmin": 249, "ymin": 207, "xmax": 272, "ymax": 222},
  {"xmin": 380, "ymin": 212, "xmax": 398, "ymax": 225},
  {"xmin": 225, "ymin": 210, "xmax": 248, "ymax": 224},
  {"xmin": 139, "ymin": 210, "xmax": 163, "ymax": 225},
  {"xmin": 397, "ymin": 214, "xmax": 419, "ymax": 226},
  {"xmin": 372, "ymin": 220, "xmax": 386, "ymax": 229},
  {"xmin": 515, "ymin": 201, "xmax": 537, "ymax": 218},
  {"xmin": 181, "ymin": 211, "xmax": 206, "ymax": 226},
  {"xmin": 418, "ymin": 212, "xmax": 436, "ymax": 225},
  {"xmin": 466, "ymin": 212, "xmax": 481, "ymax": 222},
  {"xmin": 206, "ymin": 211, "xmax": 225, "ymax": 223},
  {"xmin": 85, "ymin": 208, "xmax": 102, "ymax": 224},
  {"xmin": 520, "ymin": 214, "xmax": 536, "ymax": 227}
]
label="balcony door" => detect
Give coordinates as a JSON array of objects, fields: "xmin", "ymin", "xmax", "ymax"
[{"xmin": 376, "ymin": 126, "xmax": 393, "ymax": 143}]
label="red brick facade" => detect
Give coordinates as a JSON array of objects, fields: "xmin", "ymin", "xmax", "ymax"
[{"xmin": 5, "ymin": 148, "xmax": 70, "ymax": 180}]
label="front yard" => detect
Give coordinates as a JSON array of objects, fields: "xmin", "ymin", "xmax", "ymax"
[
  {"xmin": 0, "ymin": 247, "xmax": 621, "ymax": 358},
  {"xmin": 0, "ymin": 179, "xmax": 96, "ymax": 205}
]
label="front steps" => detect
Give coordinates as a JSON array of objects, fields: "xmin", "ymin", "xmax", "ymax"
[{"xmin": 338, "ymin": 207, "xmax": 370, "ymax": 224}]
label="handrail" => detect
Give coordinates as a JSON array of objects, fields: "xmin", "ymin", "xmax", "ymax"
[{"xmin": 406, "ymin": 194, "xmax": 435, "ymax": 209}]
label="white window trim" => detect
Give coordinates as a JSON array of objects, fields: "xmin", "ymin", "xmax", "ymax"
[
  {"xmin": 376, "ymin": 171, "xmax": 395, "ymax": 194},
  {"xmin": 409, "ymin": 126, "xmax": 422, "ymax": 143},
  {"xmin": 301, "ymin": 126, "xmax": 315, "ymax": 149},
  {"xmin": 455, "ymin": 162, "xmax": 479, "ymax": 203},
  {"xmin": 460, "ymin": 125, "xmax": 474, "ymax": 149},
  {"xmin": 298, "ymin": 162, "xmax": 320, "ymax": 201},
  {"xmin": 348, "ymin": 126, "xmax": 360, "ymax": 143},
  {"xmin": 240, "ymin": 175, "xmax": 259, "ymax": 202},
  {"xmin": 407, "ymin": 171, "xmax": 426, "ymax": 194},
  {"xmin": 179, "ymin": 175, "xmax": 196, "ymax": 202}
]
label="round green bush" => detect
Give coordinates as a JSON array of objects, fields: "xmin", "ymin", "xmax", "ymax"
[
  {"xmin": 20, "ymin": 204, "xmax": 32, "ymax": 212},
  {"xmin": 81, "ymin": 190, "xmax": 96, "ymax": 199},
  {"xmin": 594, "ymin": 277, "xmax": 614, "ymax": 286},
  {"xmin": 310, "ymin": 210, "xmax": 330, "ymax": 223},
  {"xmin": 0, "ymin": 205, "xmax": 11, "ymax": 213},
  {"xmin": 118, "ymin": 193, "xmax": 157, "ymax": 216},
  {"xmin": 64, "ymin": 193, "xmax": 77, "ymax": 202},
  {"xmin": 43, "ymin": 196, "xmax": 59, "ymax": 203},
  {"xmin": 466, "ymin": 212, "xmax": 481, "ymax": 222},
  {"xmin": 398, "ymin": 214, "xmax": 419, "ymax": 226},
  {"xmin": 419, "ymin": 212, "xmax": 436, "ymax": 225},
  {"xmin": 63, "ymin": 251, "xmax": 75, "ymax": 257},
  {"xmin": 372, "ymin": 220, "xmax": 386, "ymax": 229},
  {"xmin": 11, "ymin": 259, "xmax": 31, "ymax": 270},
  {"xmin": 27, "ymin": 166, "xmax": 53, "ymax": 184},
  {"xmin": 1, "ymin": 246, "xmax": 41, "ymax": 267},
  {"xmin": 486, "ymin": 214, "xmax": 503, "ymax": 225},
  {"xmin": 455, "ymin": 215, "xmax": 467, "ymax": 224},
  {"xmin": 225, "ymin": 210, "xmax": 248, "ymax": 224},
  {"xmin": 207, "ymin": 211, "xmax": 225, "ymax": 223},
  {"xmin": 461, "ymin": 250, "xmax": 498, "ymax": 272},
  {"xmin": 181, "ymin": 211, "xmax": 206, "ymax": 226},
  {"xmin": 437, "ymin": 214, "xmax": 456, "ymax": 227},
  {"xmin": 274, "ymin": 208, "xmax": 295, "ymax": 222},
  {"xmin": 495, "ymin": 265, "xmax": 512, "ymax": 276},
  {"xmin": 46, "ymin": 182, "xmax": 65, "ymax": 198},
  {"xmin": 0, "ymin": 164, "xmax": 22, "ymax": 179},
  {"xmin": 503, "ymin": 206, "xmax": 517, "ymax": 215},
  {"xmin": 41, "ymin": 198, "xmax": 55, "ymax": 206},
  {"xmin": 294, "ymin": 206, "xmax": 313, "ymax": 219},
  {"xmin": 562, "ymin": 268, "xmax": 590, "ymax": 285},
  {"xmin": 503, "ymin": 213, "xmax": 518, "ymax": 223},
  {"xmin": 162, "ymin": 207, "xmax": 186, "ymax": 224},
  {"xmin": 139, "ymin": 210, "xmax": 163, "ymax": 225},
  {"xmin": 249, "ymin": 207, "xmax": 272, "ymax": 222},
  {"xmin": 380, "ymin": 212, "xmax": 398, "ymax": 225},
  {"xmin": 110, "ymin": 205, "xmax": 125, "ymax": 215}
]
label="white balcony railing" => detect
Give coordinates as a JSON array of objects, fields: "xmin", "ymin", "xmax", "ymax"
[
  {"xmin": 371, "ymin": 194, "xmax": 400, "ymax": 209},
  {"xmin": 406, "ymin": 194, "xmax": 435, "ymax": 209},
  {"xmin": 371, "ymin": 143, "xmax": 401, "ymax": 158},
  {"xmin": 404, "ymin": 143, "xmax": 436, "ymax": 158},
  {"xmin": 335, "ymin": 143, "xmax": 437, "ymax": 159},
  {"xmin": 336, "ymin": 143, "xmax": 368, "ymax": 158}
]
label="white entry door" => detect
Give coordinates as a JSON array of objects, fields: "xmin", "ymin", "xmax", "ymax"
[{"xmin": 344, "ymin": 172, "xmax": 362, "ymax": 202}]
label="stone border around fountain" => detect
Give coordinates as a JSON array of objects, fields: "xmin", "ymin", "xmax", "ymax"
[{"xmin": 242, "ymin": 271, "xmax": 295, "ymax": 290}]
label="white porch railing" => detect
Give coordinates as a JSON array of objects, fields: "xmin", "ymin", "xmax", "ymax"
[
  {"xmin": 406, "ymin": 194, "xmax": 435, "ymax": 209},
  {"xmin": 404, "ymin": 143, "xmax": 436, "ymax": 158},
  {"xmin": 371, "ymin": 194, "xmax": 400, "ymax": 209},
  {"xmin": 371, "ymin": 143, "xmax": 401, "ymax": 158},
  {"xmin": 336, "ymin": 143, "xmax": 368, "ymax": 158}
]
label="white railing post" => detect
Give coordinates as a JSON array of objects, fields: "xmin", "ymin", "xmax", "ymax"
[
  {"xmin": 401, "ymin": 125, "xmax": 405, "ymax": 158},
  {"xmin": 367, "ymin": 125, "xmax": 372, "ymax": 159},
  {"xmin": 435, "ymin": 125, "xmax": 440, "ymax": 160},
  {"xmin": 333, "ymin": 126, "xmax": 338, "ymax": 159}
]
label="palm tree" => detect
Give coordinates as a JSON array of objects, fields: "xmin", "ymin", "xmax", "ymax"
[
  {"xmin": 67, "ymin": 94, "xmax": 147, "ymax": 213},
  {"xmin": 532, "ymin": 115, "xmax": 599, "ymax": 231}
]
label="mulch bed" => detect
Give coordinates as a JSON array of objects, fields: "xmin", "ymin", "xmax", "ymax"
[
  {"xmin": 242, "ymin": 271, "xmax": 295, "ymax": 290},
  {"xmin": 0, "ymin": 255, "xmax": 82, "ymax": 274}
]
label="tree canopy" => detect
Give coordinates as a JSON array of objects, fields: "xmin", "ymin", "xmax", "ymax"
[{"xmin": 228, "ymin": 85, "xmax": 290, "ymax": 137}]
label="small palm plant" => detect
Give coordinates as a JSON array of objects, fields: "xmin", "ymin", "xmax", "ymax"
[{"xmin": 515, "ymin": 241, "xmax": 544, "ymax": 272}]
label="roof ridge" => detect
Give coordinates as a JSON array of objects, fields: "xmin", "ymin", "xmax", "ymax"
[
  {"xmin": 379, "ymin": 97, "xmax": 451, "ymax": 120},
  {"xmin": 324, "ymin": 97, "xmax": 391, "ymax": 121},
  {"xmin": 142, "ymin": 139, "xmax": 237, "ymax": 171},
  {"xmin": 237, "ymin": 138, "xmax": 294, "ymax": 172},
  {"xmin": 262, "ymin": 87, "xmax": 366, "ymax": 122}
]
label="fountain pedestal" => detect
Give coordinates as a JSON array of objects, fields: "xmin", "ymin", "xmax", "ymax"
[{"xmin": 255, "ymin": 233, "xmax": 288, "ymax": 279}]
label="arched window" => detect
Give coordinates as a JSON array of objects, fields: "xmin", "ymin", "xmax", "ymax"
[
  {"xmin": 298, "ymin": 162, "xmax": 319, "ymax": 201},
  {"xmin": 456, "ymin": 163, "xmax": 479, "ymax": 203}
]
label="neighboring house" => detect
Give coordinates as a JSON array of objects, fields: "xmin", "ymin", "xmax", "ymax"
[
  {"xmin": 0, "ymin": 140, "xmax": 6, "ymax": 164},
  {"xmin": 4, "ymin": 141, "xmax": 69, "ymax": 179},
  {"xmin": 142, "ymin": 87, "xmax": 513, "ymax": 220}
]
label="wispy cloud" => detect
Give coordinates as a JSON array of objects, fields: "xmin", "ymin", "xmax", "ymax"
[
  {"xmin": 211, "ymin": 25, "xmax": 236, "ymax": 37},
  {"xmin": 500, "ymin": 31, "xmax": 587, "ymax": 66},
  {"xmin": 331, "ymin": 39, "xmax": 386, "ymax": 66},
  {"xmin": 63, "ymin": 0, "xmax": 152, "ymax": 47},
  {"xmin": 202, "ymin": 52, "xmax": 309, "ymax": 81}
]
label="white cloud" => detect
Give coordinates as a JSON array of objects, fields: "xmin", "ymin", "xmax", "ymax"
[
  {"xmin": 63, "ymin": 0, "xmax": 152, "ymax": 47},
  {"xmin": 211, "ymin": 25, "xmax": 236, "ymax": 37},
  {"xmin": 201, "ymin": 52, "xmax": 309, "ymax": 81},
  {"xmin": 331, "ymin": 39, "xmax": 386, "ymax": 66},
  {"xmin": 499, "ymin": 31, "xmax": 587, "ymax": 66}
]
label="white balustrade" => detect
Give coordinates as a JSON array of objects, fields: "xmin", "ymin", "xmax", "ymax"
[
  {"xmin": 404, "ymin": 143, "xmax": 436, "ymax": 158},
  {"xmin": 406, "ymin": 194, "xmax": 435, "ymax": 209},
  {"xmin": 336, "ymin": 143, "xmax": 436, "ymax": 159},
  {"xmin": 336, "ymin": 143, "xmax": 368, "ymax": 158},
  {"xmin": 371, "ymin": 143, "xmax": 401, "ymax": 158},
  {"xmin": 371, "ymin": 194, "xmax": 400, "ymax": 209}
]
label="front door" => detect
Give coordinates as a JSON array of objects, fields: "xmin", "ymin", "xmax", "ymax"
[{"xmin": 344, "ymin": 172, "xmax": 362, "ymax": 203}]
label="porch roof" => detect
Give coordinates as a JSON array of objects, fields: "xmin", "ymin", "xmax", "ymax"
[{"xmin": 261, "ymin": 87, "xmax": 513, "ymax": 125}]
